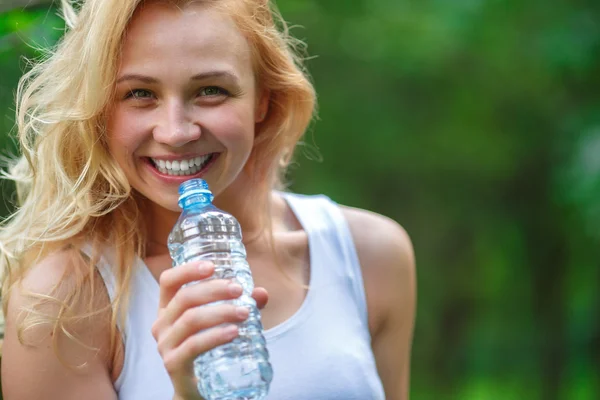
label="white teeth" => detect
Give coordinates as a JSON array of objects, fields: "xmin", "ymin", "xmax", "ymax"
[{"xmin": 150, "ymin": 154, "xmax": 213, "ymax": 176}]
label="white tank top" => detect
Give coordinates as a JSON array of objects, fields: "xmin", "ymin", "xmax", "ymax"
[{"xmin": 85, "ymin": 193, "xmax": 385, "ymax": 399}]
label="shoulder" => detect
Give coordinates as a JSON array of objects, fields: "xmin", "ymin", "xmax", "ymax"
[
  {"xmin": 2, "ymin": 247, "xmax": 117, "ymax": 399},
  {"xmin": 340, "ymin": 206, "xmax": 416, "ymax": 335},
  {"xmin": 5, "ymin": 246, "xmax": 111, "ymax": 351},
  {"xmin": 8, "ymin": 247, "xmax": 106, "ymax": 317},
  {"xmin": 16, "ymin": 247, "xmax": 87, "ymax": 298},
  {"xmin": 340, "ymin": 206, "xmax": 414, "ymax": 271},
  {"xmin": 5, "ymin": 247, "xmax": 89, "ymax": 322},
  {"xmin": 340, "ymin": 206, "xmax": 416, "ymax": 399}
]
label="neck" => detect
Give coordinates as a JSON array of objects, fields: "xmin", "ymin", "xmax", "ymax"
[
  {"xmin": 144, "ymin": 175, "xmax": 272, "ymax": 256},
  {"xmin": 214, "ymin": 173, "xmax": 270, "ymax": 239}
]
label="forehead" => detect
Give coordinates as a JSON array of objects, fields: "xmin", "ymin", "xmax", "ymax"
[{"xmin": 120, "ymin": 2, "xmax": 252, "ymax": 75}]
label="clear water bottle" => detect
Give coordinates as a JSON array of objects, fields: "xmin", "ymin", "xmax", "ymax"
[{"xmin": 168, "ymin": 178, "xmax": 273, "ymax": 400}]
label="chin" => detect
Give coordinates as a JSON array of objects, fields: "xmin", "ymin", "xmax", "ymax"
[
  {"xmin": 162, "ymin": 203, "xmax": 182, "ymax": 213},
  {"xmin": 138, "ymin": 192, "xmax": 182, "ymax": 214},
  {"xmin": 160, "ymin": 197, "xmax": 183, "ymax": 213}
]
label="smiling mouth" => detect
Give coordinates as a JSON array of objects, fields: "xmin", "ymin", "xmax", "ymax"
[{"xmin": 147, "ymin": 153, "xmax": 218, "ymax": 176}]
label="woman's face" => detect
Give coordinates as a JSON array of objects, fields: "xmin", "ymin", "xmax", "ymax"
[{"xmin": 106, "ymin": 2, "xmax": 266, "ymax": 212}]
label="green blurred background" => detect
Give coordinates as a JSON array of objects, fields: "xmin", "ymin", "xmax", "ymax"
[{"xmin": 1, "ymin": 0, "xmax": 599, "ymax": 399}]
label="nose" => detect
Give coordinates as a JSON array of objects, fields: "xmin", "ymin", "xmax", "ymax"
[{"xmin": 152, "ymin": 100, "xmax": 201, "ymax": 147}]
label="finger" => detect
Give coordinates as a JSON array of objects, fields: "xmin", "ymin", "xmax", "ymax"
[
  {"xmin": 167, "ymin": 279, "xmax": 242, "ymax": 321},
  {"xmin": 158, "ymin": 303, "xmax": 249, "ymax": 352},
  {"xmin": 153, "ymin": 279, "xmax": 243, "ymax": 338},
  {"xmin": 252, "ymin": 287, "xmax": 269, "ymax": 310},
  {"xmin": 162, "ymin": 324, "xmax": 239, "ymax": 377},
  {"xmin": 158, "ymin": 261, "xmax": 214, "ymax": 308}
]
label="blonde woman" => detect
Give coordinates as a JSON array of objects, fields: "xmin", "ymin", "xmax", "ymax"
[{"xmin": 0, "ymin": 0, "xmax": 416, "ymax": 399}]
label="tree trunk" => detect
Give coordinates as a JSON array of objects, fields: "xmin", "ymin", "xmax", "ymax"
[{"xmin": 0, "ymin": 0, "xmax": 53, "ymax": 13}]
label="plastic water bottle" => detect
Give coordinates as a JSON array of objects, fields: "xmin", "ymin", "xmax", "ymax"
[{"xmin": 168, "ymin": 178, "xmax": 273, "ymax": 400}]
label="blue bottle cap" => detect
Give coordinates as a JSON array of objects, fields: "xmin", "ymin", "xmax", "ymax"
[{"xmin": 178, "ymin": 179, "xmax": 213, "ymax": 206}]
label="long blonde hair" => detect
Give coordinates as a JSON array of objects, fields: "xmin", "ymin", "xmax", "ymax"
[{"xmin": 0, "ymin": 0, "xmax": 315, "ymax": 355}]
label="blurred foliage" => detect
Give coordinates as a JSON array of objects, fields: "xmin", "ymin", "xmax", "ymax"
[{"xmin": 1, "ymin": 1, "xmax": 600, "ymax": 399}]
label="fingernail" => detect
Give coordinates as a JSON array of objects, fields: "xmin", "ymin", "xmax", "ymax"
[
  {"xmin": 224, "ymin": 325, "xmax": 238, "ymax": 337},
  {"xmin": 236, "ymin": 306, "xmax": 249, "ymax": 318},
  {"xmin": 198, "ymin": 262, "xmax": 212, "ymax": 273},
  {"xmin": 228, "ymin": 283, "xmax": 243, "ymax": 296}
]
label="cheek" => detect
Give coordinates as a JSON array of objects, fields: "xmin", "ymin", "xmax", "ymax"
[
  {"xmin": 106, "ymin": 109, "xmax": 148, "ymax": 154},
  {"xmin": 204, "ymin": 103, "xmax": 256, "ymax": 143}
]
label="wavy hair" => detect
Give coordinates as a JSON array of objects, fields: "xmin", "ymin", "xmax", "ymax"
[{"xmin": 0, "ymin": 0, "xmax": 315, "ymax": 357}]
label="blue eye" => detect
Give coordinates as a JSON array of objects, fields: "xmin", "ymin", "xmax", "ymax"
[{"xmin": 126, "ymin": 89, "xmax": 153, "ymax": 99}]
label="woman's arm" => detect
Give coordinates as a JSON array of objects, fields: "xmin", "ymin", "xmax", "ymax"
[
  {"xmin": 343, "ymin": 207, "xmax": 417, "ymax": 400},
  {"xmin": 1, "ymin": 249, "xmax": 118, "ymax": 400}
]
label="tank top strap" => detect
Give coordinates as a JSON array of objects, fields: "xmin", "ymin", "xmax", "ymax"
[
  {"xmin": 80, "ymin": 243, "xmax": 119, "ymax": 302},
  {"xmin": 79, "ymin": 243, "xmax": 135, "ymax": 393},
  {"xmin": 280, "ymin": 192, "xmax": 370, "ymax": 332}
]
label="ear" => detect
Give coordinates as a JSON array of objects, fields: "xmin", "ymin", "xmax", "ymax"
[{"xmin": 255, "ymin": 88, "xmax": 271, "ymax": 123}]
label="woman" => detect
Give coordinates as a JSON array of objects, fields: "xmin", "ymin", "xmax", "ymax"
[{"xmin": 0, "ymin": 0, "xmax": 416, "ymax": 399}]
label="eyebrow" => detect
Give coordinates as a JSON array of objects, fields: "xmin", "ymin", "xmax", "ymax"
[{"xmin": 116, "ymin": 71, "xmax": 240, "ymax": 84}]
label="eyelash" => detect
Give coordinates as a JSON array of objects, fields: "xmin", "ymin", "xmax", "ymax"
[
  {"xmin": 199, "ymin": 86, "xmax": 230, "ymax": 97},
  {"xmin": 124, "ymin": 89, "xmax": 153, "ymax": 100},
  {"xmin": 123, "ymin": 86, "xmax": 230, "ymax": 100}
]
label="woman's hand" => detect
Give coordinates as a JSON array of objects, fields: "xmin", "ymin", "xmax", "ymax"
[{"xmin": 152, "ymin": 261, "xmax": 269, "ymax": 400}]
